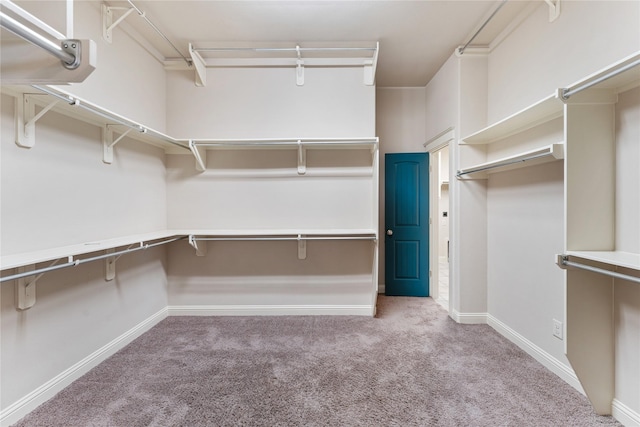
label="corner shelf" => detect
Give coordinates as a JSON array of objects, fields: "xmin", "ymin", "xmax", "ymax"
[
  {"xmin": 0, "ymin": 230, "xmax": 184, "ymax": 271},
  {"xmin": 1, "ymin": 85, "xmax": 190, "ymax": 156},
  {"xmin": 457, "ymin": 143, "xmax": 564, "ymax": 179}
]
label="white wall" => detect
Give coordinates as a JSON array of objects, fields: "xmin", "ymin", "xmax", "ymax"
[
  {"xmin": 164, "ymin": 67, "xmax": 377, "ymax": 310},
  {"xmin": 482, "ymin": 0, "xmax": 640, "ymax": 418},
  {"xmin": 0, "ymin": 1, "xmax": 169, "ymax": 420},
  {"xmin": 375, "ymin": 87, "xmax": 426, "ymax": 291},
  {"xmin": 166, "ymin": 68, "xmax": 374, "ymax": 139}
]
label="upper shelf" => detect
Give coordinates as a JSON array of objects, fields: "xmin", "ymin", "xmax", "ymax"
[
  {"xmin": 188, "ymin": 137, "xmax": 379, "ymax": 173},
  {"xmin": 462, "ymin": 94, "xmax": 563, "ymax": 145},
  {"xmin": 186, "ymin": 42, "xmax": 379, "ymax": 87},
  {"xmin": 2, "ymin": 84, "xmax": 190, "ymax": 154},
  {"xmin": 462, "ymin": 52, "xmax": 640, "ymax": 146}
]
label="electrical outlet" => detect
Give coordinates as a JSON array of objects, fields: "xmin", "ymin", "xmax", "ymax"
[{"xmin": 553, "ymin": 319, "xmax": 563, "ymax": 340}]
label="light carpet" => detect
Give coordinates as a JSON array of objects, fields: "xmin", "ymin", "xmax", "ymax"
[{"xmin": 13, "ymin": 296, "xmax": 621, "ymax": 426}]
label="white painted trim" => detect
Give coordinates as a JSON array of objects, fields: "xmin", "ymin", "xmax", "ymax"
[
  {"xmin": 0, "ymin": 308, "xmax": 168, "ymax": 427},
  {"xmin": 168, "ymin": 305, "xmax": 373, "ymax": 316},
  {"xmin": 486, "ymin": 314, "xmax": 585, "ymax": 396},
  {"xmin": 450, "ymin": 310, "xmax": 488, "ymax": 324},
  {"xmin": 378, "ymin": 284, "xmax": 385, "ymax": 294},
  {"xmin": 424, "ymin": 127, "xmax": 455, "ymax": 152},
  {"xmin": 612, "ymin": 399, "xmax": 640, "ymax": 427}
]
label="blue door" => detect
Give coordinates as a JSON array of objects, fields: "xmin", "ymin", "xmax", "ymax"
[{"xmin": 385, "ymin": 153, "xmax": 429, "ymax": 297}]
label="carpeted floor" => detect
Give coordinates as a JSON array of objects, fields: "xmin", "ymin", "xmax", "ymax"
[{"xmin": 14, "ymin": 296, "xmax": 621, "ymax": 426}]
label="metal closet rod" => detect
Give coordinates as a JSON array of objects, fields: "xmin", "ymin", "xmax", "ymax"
[
  {"xmin": 560, "ymin": 257, "xmax": 640, "ymax": 284},
  {"xmin": 125, "ymin": 0, "xmax": 191, "ymax": 66},
  {"xmin": 561, "ymin": 58, "xmax": 640, "ymax": 99},
  {"xmin": 0, "ymin": 11, "xmax": 76, "ymax": 65},
  {"xmin": 0, "ymin": 237, "xmax": 185, "ymax": 283},
  {"xmin": 457, "ymin": 151, "xmax": 550, "ymax": 177},
  {"xmin": 31, "ymin": 85, "xmax": 189, "ymax": 150},
  {"xmin": 458, "ymin": 0, "xmax": 508, "ymax": 55}
]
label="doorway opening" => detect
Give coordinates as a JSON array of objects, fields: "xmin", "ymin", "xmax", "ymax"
[
  {"xmin": 425, "ymin": 129, "xmax": 452, "ymax": 311},
  {"xmin": 434, "ymin": 145, "xmax": 450, "ymax": 309}
]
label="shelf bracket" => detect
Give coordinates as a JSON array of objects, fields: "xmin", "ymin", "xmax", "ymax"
[
  {"xmin": 544, "ymin": 0, "xmax": 561, "ymax": 22},
  {"xmin": 102, "ymin": 5, "xmax": 136, "ymax": 43},
  {"xmin": 15, "ymin": 264, "xmax": 36, "ymax": 310},
  {"xmin": 16, "ymin": 95, "xmax": 60, "ymax": 148},
  {"xmin": 105, "ymin": 248, "xmax": 116, "ymax": 281},
  {"xmin": 189, "ymin": 140, "xmax": 207, "ymax": 172},
  {"xmin": 297, "ymin": 234, "xmax": 307, "ymax": 260},
  {"xmin": 188, "ymin": 235, "xmax": 207, "ymax": 256},
  {"xmin": 102, "ymin": 125, "xmax": 133, "ymax": 164},
  {"xmin": 189, "ymin": 43, "xmax": 207, "ymax": 87},
  {"xmin": 296, "ymin": 45, "xmax": 304, "ymax": 86},
  {"xmin": 15, "ymin": 258, "xmax": 63, "ymax": 310},
  {"xmin": 297, "ymin": 140, "xmax": 306, "ymax": 175}
]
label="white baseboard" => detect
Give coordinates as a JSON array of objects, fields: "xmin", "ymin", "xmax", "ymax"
[
  {"xmin": 613, "ymin": 399, "xmax": 640, "ymax": 427},
  {"xmin": 378, "ymin": 284, "xmax": 385, "ymax": 294},
  {"xmin": 450, "ymin": 310, "xmax": 488, "ymax": 324},
  {"xmin": 168, "ymin": 304, "xmax": 374, "ymax": 316},
  {"xmin": 0, "ymin": 308, "xmax": 168, "ymax": 427},
  {"xmin": 486, "ymin": 314, "xmax": 585, "ymax": 396}
]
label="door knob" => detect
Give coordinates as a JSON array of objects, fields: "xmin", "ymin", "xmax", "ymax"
[{"xmin": 386, "ymin": 229, "xmax": 393, "ymax": 236}]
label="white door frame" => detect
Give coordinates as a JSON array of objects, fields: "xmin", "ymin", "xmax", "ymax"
[{"xmin": 424, "ymin": 127, "xmax": 454, "ymax": 310}]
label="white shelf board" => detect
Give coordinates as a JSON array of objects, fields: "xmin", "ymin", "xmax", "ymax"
[
  {"xmin": 564, "ymin": 51, "xmax": 640, "ymax": 96},
  {"xmin": 1, "ymin": 85, "xmax": 190, "ymax": 153},
  {"xmin": 566, "ymin": 251, "xmax": 640, "ymax": 271},
  {"xmin": 457, "ymin": 143, "xmax": 564, "ymax": 179},
  {"xmin": 190, "ymin": 138, "xmax": 378, "ymax": 151},
  {"xmin": 0, "ymin": 230, "xmax": 183, "ymax": 271},
  {"xmin": 174, "ymin": 229, "xmax": 378, "ymax": 237},
  {"xmin": 462, "ymin": 94, "xmax": 563, "ymax": 145}
]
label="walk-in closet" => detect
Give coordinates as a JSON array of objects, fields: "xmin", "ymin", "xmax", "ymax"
[{"xmin": 1, "ymin": 1, "xmax": 638, "ymax": 425}]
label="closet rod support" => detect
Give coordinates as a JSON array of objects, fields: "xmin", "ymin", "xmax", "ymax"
[{"xmin": 0, "ymin": 11, "xmax": 78, "ymax": 67}]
